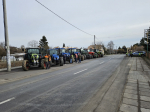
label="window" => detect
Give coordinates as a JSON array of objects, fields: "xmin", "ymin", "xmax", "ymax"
[
  {"xmin": 27, "ymin": 49, "xmax": 39, "ymax": 54},
  {"xmin": 49, "ymin": 49, "xmax": 58, "ymax": 55}
]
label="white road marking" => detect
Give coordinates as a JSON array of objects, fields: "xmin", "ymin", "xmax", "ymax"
[
  {"xmin": 74, "ymin": 69, "xmax": 87, "ymax": 74},
  {"xmin": 0, "ymin": 97, "xmax": 15, "ymax": 105},
  {"xmin": 100, "ymin": 61, "xmax": 104, "ymax": 64}
]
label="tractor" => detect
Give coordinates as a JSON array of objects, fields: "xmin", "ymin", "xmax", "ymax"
[
  {"xmin": 93, "ymin": 49, "xmax": 104, "ymax": 57},
  {"xmin": 47, "ymin": 49, "xmax": 63, "ymax": 66},
  {"xmin": 22, "ymin": 47, "xmax": 47, "ymax": 71},
  {"xmin": 88, "ymin": 49, "xmax": 98, "ymax": 58},
  {"xmin": 67, "ymin": 48, "xmax": 84, "ymax": 61},
  {"xmin": 83, "ymin": 49, "xmax": 93, "ymax": 59},
  {"xmin": 76, "ymin": 49, "xmax": 86, "ymax": 60},
  {"xmin": 55, "ymin": 48, "xmax": 73, "ymax": 63}
]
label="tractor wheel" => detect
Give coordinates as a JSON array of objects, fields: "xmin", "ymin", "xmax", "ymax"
[
  {"xmin": 41, "ymin": 59, "xmax": 46, "ymax": 69},
  {"xmin": 81, "ymin": 55, "xmax": 84, "ymax": 61},
  {"xmin": 84, "ymin": 55, "xmax": 86, "ymax": 60},
  {"xmin": 54, "ymin": 60, "xmax": 56, "ymax": 65},
  {"xmin": 60, "ymin": 58, "xmax": 64, "ymax": 66},
  {"xmin": 22, "ymin": 60, "xmax": 30, "ymax": 71}
]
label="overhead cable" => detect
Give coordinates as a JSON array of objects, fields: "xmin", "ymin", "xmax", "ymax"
[{"xmin": 35, "ymin": 0, "xmax": 94, "ymax": 36}]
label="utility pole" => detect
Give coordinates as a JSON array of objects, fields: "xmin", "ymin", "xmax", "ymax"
[
  {"xmin": 94, "ymin": 35, "xmax": 95, "ymax": 49},
  {"xmin": 147, "ymin": 31, "xmax": 148, "ymax": 57},
  {"xmin": 2, "ymin": 0, "xmax": 11, "ymax": 71}
]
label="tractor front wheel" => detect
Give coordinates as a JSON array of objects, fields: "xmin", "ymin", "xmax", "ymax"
[
  {"xmin": 60, "ymin": 58, "xmax": 64, "ymax": 66},
  {"xmin": 41, "ymin": 59, "xmax": 46, "ymax": 69},
  {"xmin": 22, "ymin": 60, "xmax": 30, "ymax": 71}
]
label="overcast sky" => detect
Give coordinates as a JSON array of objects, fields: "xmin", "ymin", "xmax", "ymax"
[{"xmin": 0, "ymin": 0, "xmax": 150, "ymax": 49}]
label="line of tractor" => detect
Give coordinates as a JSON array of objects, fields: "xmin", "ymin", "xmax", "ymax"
[{"xmin": 22, "ymin": 47, "xmax": 104, "ymax": 71}]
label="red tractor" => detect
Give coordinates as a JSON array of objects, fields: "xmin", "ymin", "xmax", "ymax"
[{"xmin": 88, "ymin": 51, "xmax": 97, "ymax": 58}]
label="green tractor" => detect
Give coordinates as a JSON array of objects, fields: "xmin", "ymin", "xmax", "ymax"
[
  {"xmin": 22, "ymin": 47, "xmax": 47, "ymax": 71},
  {"xmin": 93, "ymin": 49, "xmax": 104, "ymax": 57},
  {"xmin": 84, "ymin": 49, "xmax": 93, "ymax": 59},
  {"xmin": 76, "ymin": 49, "xmax": 86, "ymax": 61}
]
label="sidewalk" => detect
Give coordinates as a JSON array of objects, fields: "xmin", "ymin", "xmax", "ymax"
[{"xmin": 119, "ymin": 57, "xmax": 150, "ymax": 112}]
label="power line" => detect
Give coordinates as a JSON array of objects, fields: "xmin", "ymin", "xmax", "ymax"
[{"xmin": 35, "ymin": 0, "xmax": 94, "ymax": 36}]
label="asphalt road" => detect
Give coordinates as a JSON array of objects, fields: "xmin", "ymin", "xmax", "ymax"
[{"xmin": 0, "ymin": 55, "xmax": 125, "ymax": 112}]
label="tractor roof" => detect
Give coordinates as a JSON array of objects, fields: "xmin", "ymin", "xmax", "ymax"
[
  {"xmin": 68, "ymin": 48, "xmax": 76, "ymax": 49},
  {"xmin": 48, "ymin": 49, "xmax": 57, "ymax": 50},
  {"xmin": 26, "ymin": 47, "xmax": 40, "ymax": 49},
  {"xmin": 55, "ymin": 48, "xmax": 65, "ymax": 49}
]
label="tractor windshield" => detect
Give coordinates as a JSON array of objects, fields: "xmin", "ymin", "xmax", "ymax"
[
  {"xmin": 72, "ymin": 49, "xmax": 76, "ymax": 52},
  {"xmin": 90, "ymin": 49, "xmax": 94, "ymax": 52},
  {"xmin": 76, "ymin": 49, "xmax": 81, "ymax": 53},
  {"xmin": 61, "ymin": 49, "xmax": 65, "ymax": 53},
  {"xmin": 68, "ymin": 49, "xmax": 76, "ymax": 53},
  {"xmin": 49, "ymin": 49, "xmax": 58, "ymax": 55},
  {"xmin": 27, "ymin": 49, "xmax": 39, "ymax": 54}
]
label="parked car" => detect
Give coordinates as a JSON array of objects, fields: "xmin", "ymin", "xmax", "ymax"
[{"xmin": 132, "ymin": 51, "xmax": 146, "ymax": 56}]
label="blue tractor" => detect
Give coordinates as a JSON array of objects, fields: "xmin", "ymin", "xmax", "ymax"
[
  {"xmin": 66, "ymin": 48, "xmax": 84, "ymax": 61},
  {"xmin": 47, "ymin": 49, "xmax": 63, "ymax": 66},
  {"xmin": 55, "ymin": 48, "xmax": 72, "ymax": 63}
]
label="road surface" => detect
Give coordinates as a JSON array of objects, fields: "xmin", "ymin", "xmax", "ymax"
[{"xmin": 0, "ymin": 55, "xmax": 125, "ymax": 112}]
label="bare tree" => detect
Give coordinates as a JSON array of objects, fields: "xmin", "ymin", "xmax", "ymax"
[
  {"xmin": 96, "ymin": 41, "xmax": 104, "ymax": 50},
  {"xmin": 107, "ymin": 41, "xmax": 114, "ymax": 54},
  {"xmin": 20, "ymin": 45, "xmax": 25, "ymax": 49},
  {"xmin": 27, "ymin": 40, "xmax": 38, "ymax": 47},
  {"xmin": 49, "ymin": 46, "xmax": 53, "ymax": 49}
]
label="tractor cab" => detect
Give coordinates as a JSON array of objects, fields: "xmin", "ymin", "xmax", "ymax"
[
  {"xmin": 93, "ymin": 49, "xmax": 103, "ymax": 57},
  {"xmin": 67, "ymin": 48, "xmax": 78, "ymax": 55},
  {"xmin": 47, "ymin": 49, "xmax": 63, "ymax": 66},
  {"xmin": 77, "ymin": 49, "xmax": 87, "ymax": 60},
  {"xmin": 56, "ymin": 48, "xmax": 71, "ymax": 63},
  {"xmin": 22, "ymin": 47, "xmax": 47, "ymax": 71},
  {"xmin": 55, "ymin": 48, "xmax": 69, "ymax": 57},
  {"xmin": 67, "ymin": 48, "xmax": 84, "ymax": 61},
  {"xmin": 89, "ymin": 49, "xmax": 98, "ymax": 58},
  {"xmin": 48, "ymin": 49, "xmax": 59, "ymax": 61}
]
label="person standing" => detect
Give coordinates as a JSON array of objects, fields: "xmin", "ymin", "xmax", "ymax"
[
  {"xmin": 75, "ymin": 53, "xmax": 78, "ymax": 63},
  {"xmin": 70, "ymin": 54, "xmax": 72, "ymax": 63},
  {"xmin": 78, "ymin": 53, "xmax": 81, "ymax": 63},
  {"xmin": 44, "ymin": 54, "xmax": 49, "ymax": 69},
  {"xmin": 48, "ymin": 54, "xmax": 51, "ymax": 69}
]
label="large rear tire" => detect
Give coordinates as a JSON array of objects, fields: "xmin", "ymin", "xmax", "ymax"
[
  {"xmin": 60, "ymin": 58, "xmax": 64, "ymax": 66},
  {"xmin": 41, "ymin": 59, "xmax": 46, "ymax": 69},
  {"xmin": 22, "ymin": 60, "xmax": 30, "ymax": 71},
  {"xmin": 81, "ymin": 55, "xmax": 84, "ymax": 61},
  {"xmin": 84, "ymin": 55, "xmax": 86, "ymax": 60}
]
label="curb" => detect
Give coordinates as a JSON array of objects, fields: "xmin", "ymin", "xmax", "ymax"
[{"xmin": 0, "ymin": 66, "xmax": 22, "ymax": 72}]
